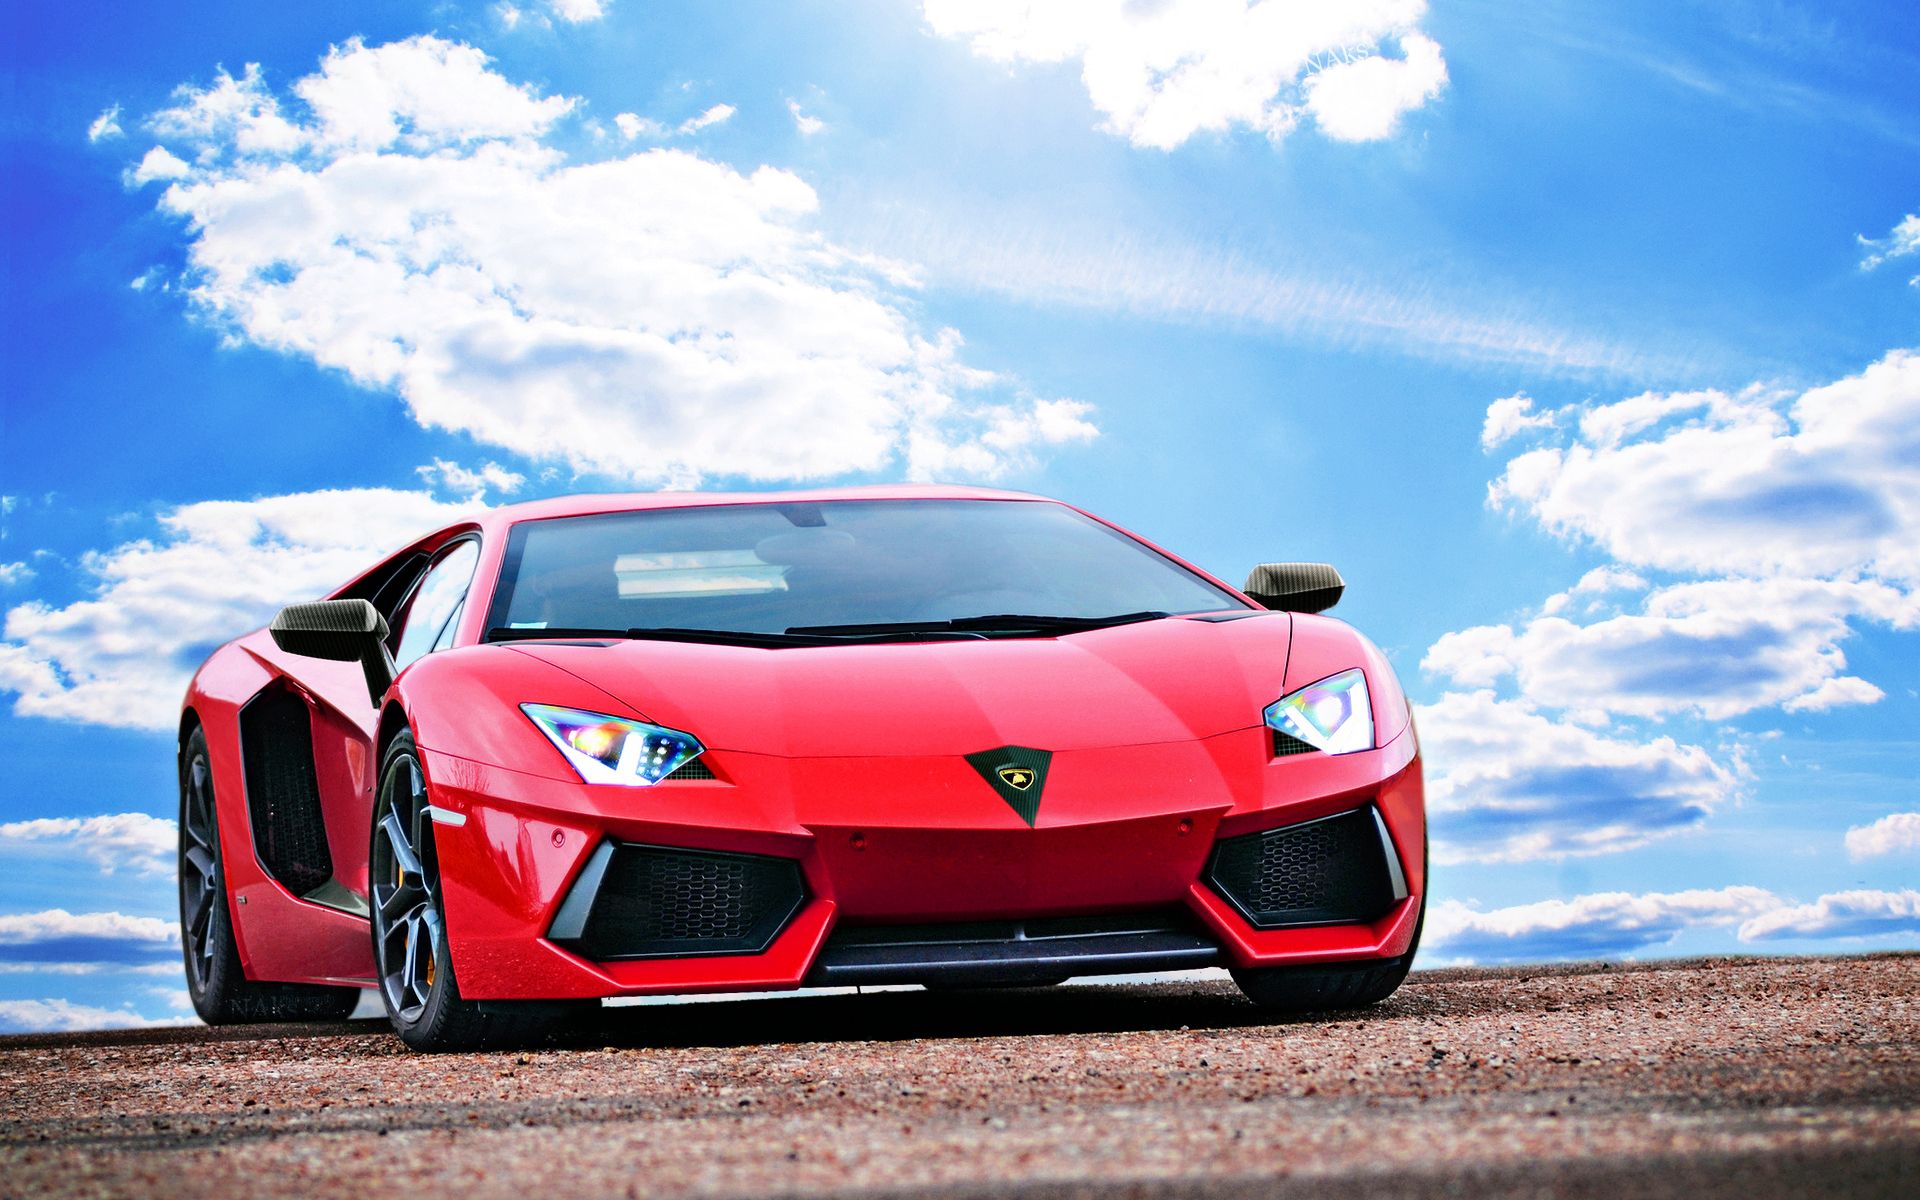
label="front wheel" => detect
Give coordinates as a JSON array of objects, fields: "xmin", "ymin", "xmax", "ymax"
[
  {"xmin": 178, "ymin": 724, "xmax": 359, "ymax": 1024},
  {"xmin": 371, "ymin": 729, "xmax": 588, "ymax": 1051}
]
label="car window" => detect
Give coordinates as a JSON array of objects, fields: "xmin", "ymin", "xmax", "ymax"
[
  {"xmin": 393, "ymin": 540, "xmax": 480, "ymax": 672},
  {"xmin": 486, "ymin": 499, "xmax": 1245, "ymax": 635}
]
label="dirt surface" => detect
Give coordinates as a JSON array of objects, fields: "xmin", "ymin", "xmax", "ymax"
[{"xmin": 3, "ymin": 953, "xmax": 1915, "ymax": 1199}]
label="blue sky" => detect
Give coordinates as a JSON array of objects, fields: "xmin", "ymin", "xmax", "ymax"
[{"xmin": 3, "ymin": 0, "xmax": 1917, "ymax": 1030}]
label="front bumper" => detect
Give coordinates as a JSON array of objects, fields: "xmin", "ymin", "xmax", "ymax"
[{"xmin": 423, "ymin": 722, "xmax": 1424, "ymax": 1000}]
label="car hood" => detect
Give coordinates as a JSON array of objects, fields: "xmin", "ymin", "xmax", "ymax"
[{"xmin": 503, "ymin": 613, "xmax": 1293, "ymax": 757}]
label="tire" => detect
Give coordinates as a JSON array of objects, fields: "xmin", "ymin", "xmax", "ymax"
[
  {"xmin": 371, "ymin": 729, "xmax": 590, "ymax": 1051},
  {"xmin": 1229, "ymin": 902, "xmax": 1422, "ymax": 1013},
  {"xmin": 178, "ymin": 724, "xmax": 360, "ymax": 1024},
  {"xmin": 1230, "ymin": 835, "xmax": 1429, "ymax": 1014}
]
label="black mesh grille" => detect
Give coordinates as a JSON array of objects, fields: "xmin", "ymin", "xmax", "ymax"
[
  {"xmin": 1272, "ymin": 729, "xmax": 1318, "ymax": 757},
  {"xmin": 1205, "ymin": 807, "xmax": 1396, "ymax": 929},
  {"xmin": 568, "ymin": 844, "xmax": 804, "ymax": 960},
  {"xmin": 238, "ymin": 684, "xmax": 334, "ymax": 897},
  {"xmin": 664, "ymin": 756, "xmax": 716, "ymax": 780}
]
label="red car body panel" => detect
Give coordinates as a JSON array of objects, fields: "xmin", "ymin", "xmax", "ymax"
[{"xmin": 179, "ymin": 486, "xmax": 1425, "ymax": 999}]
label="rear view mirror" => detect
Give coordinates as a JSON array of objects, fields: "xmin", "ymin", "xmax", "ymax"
[
  {"xmin": 1244, "ymin": 563, "xmax": 1344, "ymax": 614},
  {"xmin": 269, "ymin": 599, "xmax": 397, "ymax": 707}
]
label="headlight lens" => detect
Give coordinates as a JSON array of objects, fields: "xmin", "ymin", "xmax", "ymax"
[
  {"xmin": 521, "ymin": 704, "xmax": 705, "ymax": 786},
  {"xmin": 1263, "ymin": 669, "xmax": 1373, "ymax": 755}
]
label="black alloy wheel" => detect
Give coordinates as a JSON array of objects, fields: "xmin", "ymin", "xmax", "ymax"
[
  {"xmin": 178, "ymin": 723, "xmax": 359, "ymax": 1024},
  {"xmin": 371, "ymin": 729, "xmax": 590, "ymax": 1051},
  {"xmin": 179, "ymin": 735, "xmax": 221, "ymax": 995},
  {"xmin": 371, "ymin": 739, "xmax": 444, "ymax": 1027}
]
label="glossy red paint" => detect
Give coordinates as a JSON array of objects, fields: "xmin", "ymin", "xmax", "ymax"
[{"xmin": 178, "ymin": 486, "xmax": 1426, "ymax": 999}]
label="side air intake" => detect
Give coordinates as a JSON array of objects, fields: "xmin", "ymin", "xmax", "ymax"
[
  {"xmin": 237, "ymin": 683, "xmax": 334, "ymax": 897},
  {"xmin": 547, "ymin": 842, "xmax": 805, "ymax": 961},
  {"xmin": 1205, "ymin": 806, "xmax": 1408, "ymax": 929}
]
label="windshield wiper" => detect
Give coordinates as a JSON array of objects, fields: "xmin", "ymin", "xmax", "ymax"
[
  {"xmin": 488, "ymin": 616, "xmax": 1164, "ymax": 650},
  {"xmin": 786, "ymin": 611, "xmax": 1169, "ymax": 637}
]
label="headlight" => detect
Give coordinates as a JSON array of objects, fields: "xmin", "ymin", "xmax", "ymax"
[
  {"xmin": 521, "ymin": 704, "xmax": 705, "ymax": 786},
  {"xmin": 1263, "ymin": 669, "xmax": 1373, "ymax": 755}
]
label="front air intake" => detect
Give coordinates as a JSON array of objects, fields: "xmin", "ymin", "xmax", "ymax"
[
  {"xmin": 546, "ymin": 842, "xmax": 805, "ymax": 961},
  {"xmin": 1205, "ymin": 806, "xmax": 1407, "ymax": 929}
]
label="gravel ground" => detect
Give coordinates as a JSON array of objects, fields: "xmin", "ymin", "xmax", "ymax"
[{"xmin": 2, "ymin": 953, "xmax": 1915, "ymax": 1199}]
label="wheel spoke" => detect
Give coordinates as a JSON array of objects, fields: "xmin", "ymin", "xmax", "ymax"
[
  {"xmin": 186, "ymin": 884, "xmax": 214, "ymax": 939},
  {"xmin": 380, "ymin": 883, "xmax": 425, "ymax": 922},
  {"xmin": 381, "ymin": 811, "xmax": 424, "ymax": 880},
  {"xmin": 400, "ymin": 914, "xmax": 421, "ymax": 995},
  {"xmin": 183, "ymin": 845, "xmax": 215, "ymax": 884}
]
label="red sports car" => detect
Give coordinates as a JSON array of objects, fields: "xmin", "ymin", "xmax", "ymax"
[{"xmin": 177, "ymin": 487, "xmax": 1424, "ymax": 1050}]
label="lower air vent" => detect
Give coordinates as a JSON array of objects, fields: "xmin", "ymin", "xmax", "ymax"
[
  {"xmin": 1271, "ymin": 729, "xmax": 1318, "ymax": 757},
  {"xmin": 547, "ymin": 842, "xmax": 805, "ymax": 961},
  {"xmin": 664, "ymin": 757, "xmax": 716, "ymax": 780},
  {"xmin": 237, "ymin": 683, "xmax": 334, "ymax": 897},
  {"xmin": 806, "ymin": 910, "xmax": 1221, "ymax": 988},
  {"xmin": 1205, "ymin": 807, "xmax": 1404, "ymax": 929}
]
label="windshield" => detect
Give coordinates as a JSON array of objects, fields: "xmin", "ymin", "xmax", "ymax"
[{"xmin": 483, "ymin": 499, "xmax": 1246, "ymax": 638}]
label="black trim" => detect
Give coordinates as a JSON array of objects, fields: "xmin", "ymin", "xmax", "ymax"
[
  {"xmin": 482, "ymin": 521, "xmax": 532, "ymax": 639},
  {"xmin": 805, "ymin": 911, "xmax": 1220, "ymax": 987}
]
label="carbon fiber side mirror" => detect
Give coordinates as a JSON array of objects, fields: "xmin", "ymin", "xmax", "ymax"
[
  {"xmin": 270, "ymin": 599, "xmax": 397, "ymax": 706},
  {"xmin": 1244, "ymin": 563, "xmax": 1344, "ymax": 613}
]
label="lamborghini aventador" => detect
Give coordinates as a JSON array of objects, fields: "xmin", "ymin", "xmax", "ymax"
[{"xmin": 176, "ymin": 487, "xmax": 1425, "ymax": 1049}]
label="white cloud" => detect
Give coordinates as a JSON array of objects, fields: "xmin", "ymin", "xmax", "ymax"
[
  {"xmin": 1845, "ymin": 812, "xmax": 1920, "ymax": 860},
  {"xmin": 1417, "ymin": 691, "xmax": 1737, "ymax": 864},
  {"xmin": 787, "ymin": 98, "xmax": 824, "ymax": 136},
  {"xmin": 137, "ymin": 37, "xmax": 1088, "ymax": 485},
  {"xmin": 1424, "ymin": 577, "xmax": 1914, "ymax": 722},
  {"xmin": 1435, "ymin": 350, "xmax": 1920, "ymax": 765},
  {"xmin": 0, "ymin": 488, "xmax": 476, "ymax": 729},
  {"xmin": 1480, "ymin": 393, "xmax": 1554, "ymax": 450},
  {"xmin": 0, "ymin": 562, "xmax": 33, "ymax": 586},
  {"xmin": 1426, "ymin": 886, "xmax": 1780, "ymax": 963},
  {"xmin": 128, "ymin": 146, "xmax": 190, "ymax": 184},
  {"xmin": 498, "ymin": 3, "xmax": 523, "ymax": 29},
  {"xmin": 88, "ymin": 105, "xmax": 123, "ymax": 141},
  {"xmin": 1570, "ymin": 566, "xmax": 1648, "ymax": 596},
  {"xmin": 415, "ymin": 459, "xmax": 525, "ymax": 500},
  {"xmin": 549, "ymin": 0, "xmax": 609, "ymax": 22},
  {"xmin": 0, "ymin": 814, "xmax": 176, "ymax": 876},
  {"xmin": 614, "ymin": 111, "xmax": 664, "ymax": 140},
  {"xmin": 1859, "ymin": 212, "xmax": 1919, "ymax": 271},
  {"xmin": 0, "ymin": 997, "xmax": 195, "ymax": 1033},
  {"xmin": 0, "ymin": 909, "xmax": 178, "ymax": 947},
  {"xmin": 1302, "ymin": 32, "xmax": 1446, "ymax": 142},
  {"xmin": 922, "ymin": 0, "xmax": 1446, "ymax": 150},
  {"xmin": 0, "ymin": 909, "xmax": 181, "ymax": 973},
  {"xmin": 1493, "ymin": 352, "xmax": 1920, "ymax": 585},
  {"xmin": 1739, "ymin": 889, "xmax": 1920, "ymax": 940},
  {"xmin": 679, "ymin": 103, "xmax": 734, "ymax": 133},
  {"xmin": 146, "ymin": 43, "xmax": 569, "ymax": 156}
]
